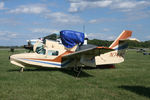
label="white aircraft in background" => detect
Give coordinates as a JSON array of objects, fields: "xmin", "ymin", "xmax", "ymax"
[{"xmin": 10, "ymin": 30, "xmax": 132, "ymax": 76}]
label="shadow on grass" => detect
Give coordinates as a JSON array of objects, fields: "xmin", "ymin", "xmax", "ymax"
[
  {"xmin": 119, "ymin": 85, "xmax": 150, "ymax": 98},
  {"xmin": 84, "ymin": 65, "xmax": 115, "ymax": 70},
  {"xmin": 8, "ymin": 64, "xmax": 114, "ymax": 77},
  {"xmin": 8, "ymin": 67, "xmax": 60, "ymax": 72},
  {"xmin": 8, "ymin": 67, "xmax": 93, "ymax": 78},
  {"xmin": 60, "ymin": 69, "xmax": 93, "ymax": 78}
]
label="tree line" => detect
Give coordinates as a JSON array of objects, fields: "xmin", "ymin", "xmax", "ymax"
[{"xmin": 88, "ymin": 39, "xmax": 150, "ymax": 48}]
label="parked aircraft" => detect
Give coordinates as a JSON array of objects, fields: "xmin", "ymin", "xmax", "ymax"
[{"xmin": 10, "ymin": 30, "xmax": 132, "ymax": 76}]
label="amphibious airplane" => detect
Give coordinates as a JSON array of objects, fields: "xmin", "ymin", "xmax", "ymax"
[{"xmin": 10, "ymin": 30, "xmax": 132, "ymax": 76}]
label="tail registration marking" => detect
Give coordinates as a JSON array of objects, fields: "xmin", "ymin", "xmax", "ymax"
[{"xmin": 110, "ymin": 52, "xmax": 124, "ymax": 57}]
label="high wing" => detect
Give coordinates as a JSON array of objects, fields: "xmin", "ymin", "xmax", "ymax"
[{"xmin": 62, "ymin": 47, "xmax": 114, "ymax": 67}]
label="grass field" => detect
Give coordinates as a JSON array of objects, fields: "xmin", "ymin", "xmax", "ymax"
[{"xmin": 0, "ymin": 49, "xmax": 150, "ymax": 100}]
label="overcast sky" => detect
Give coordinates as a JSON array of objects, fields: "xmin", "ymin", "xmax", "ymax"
[{"xmin": 0, "ymin": 0, "xmax": 150, "ymax": 46}]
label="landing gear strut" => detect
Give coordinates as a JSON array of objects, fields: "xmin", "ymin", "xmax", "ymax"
[{"xmin": 73, "ymin": 66, "xmax": 82, "ymax": 77}]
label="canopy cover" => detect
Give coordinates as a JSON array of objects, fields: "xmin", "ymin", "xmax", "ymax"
[{"xmin": 60, "ymin": 30, "xmax": 85, "ymax": 48}]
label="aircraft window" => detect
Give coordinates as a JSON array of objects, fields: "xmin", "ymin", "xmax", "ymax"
[
  {"xmin": 36, "ymin": 46, "xmax": 46, "ymax": 55},
  {"xmin": 47, "ymin": 50, "xmax": 59, "ymax": 56}
]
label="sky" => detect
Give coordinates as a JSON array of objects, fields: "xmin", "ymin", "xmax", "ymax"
[{"xmin": 0, "ymin": 0, "xmax": 150, "ymax": 46}]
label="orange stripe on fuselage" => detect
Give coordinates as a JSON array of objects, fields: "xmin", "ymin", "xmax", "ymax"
[
  {"xmin": 110, "ymin": 30, "xmax": 132, "ymax": 49},
  {"xmin": 26, "ymin": 51, "xmax": 74, "ymax": 62},
  {"xmin": 96, "ymin": 47, "xmax": 112, "ymax": 49}
]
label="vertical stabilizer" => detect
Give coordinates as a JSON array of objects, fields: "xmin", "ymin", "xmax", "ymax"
[
  {"xmin": 109, "ymin": 30, "xmax": 132, "ymax": 49},
  {"xmin": 95, "ymin": 30, "xmax": 132, "ymax": 65}
]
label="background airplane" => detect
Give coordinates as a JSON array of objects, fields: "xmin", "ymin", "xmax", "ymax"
[{"xmin": 24, "ymin": 33, "xmax": 88, "ymax": 52}]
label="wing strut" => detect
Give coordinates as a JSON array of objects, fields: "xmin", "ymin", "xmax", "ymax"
[{"xmin": 73, "ymin": 66, "xmax": 83, "ymax": 77}]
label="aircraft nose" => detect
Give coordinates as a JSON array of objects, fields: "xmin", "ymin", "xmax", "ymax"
[{"xmin": 9, "ymin": 55, "xmax": 15, "ymax": 61}]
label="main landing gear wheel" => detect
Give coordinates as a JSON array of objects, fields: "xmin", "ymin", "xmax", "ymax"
[{"xmin": 20, "ymin": 67, "xmax": 24, "ymax": 72}]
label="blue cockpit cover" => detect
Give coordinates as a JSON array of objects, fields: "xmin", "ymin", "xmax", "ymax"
[{"xmin": 60, "ymin": 30, "xmax": 85, "ymax": 48}]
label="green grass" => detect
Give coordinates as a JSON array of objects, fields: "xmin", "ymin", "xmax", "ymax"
[{"xmin": 0, "ymin": 49, "xmax": 150, "ymax": 100}]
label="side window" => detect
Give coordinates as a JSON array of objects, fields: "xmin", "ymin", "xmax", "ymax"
[
  {"xmin": 47, "ymin": 50, "xmax": 59, "ymax": 56},
  {"xmin": 36, "ymin": 46, "xmax": 46, "ymax": 55}
]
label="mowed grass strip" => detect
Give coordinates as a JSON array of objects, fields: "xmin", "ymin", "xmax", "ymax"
[{"xmin": 0, "ymin": 49, "xmax": 150, "ymax": 100}]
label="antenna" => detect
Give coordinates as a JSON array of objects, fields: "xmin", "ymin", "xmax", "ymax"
[
  {"xmin": 83, "ymin": 25, "xmax": 85, "ymax": 33},
  {"xmin": 82, "ymin": 25, "xmax": 88, "ymax": 45}
]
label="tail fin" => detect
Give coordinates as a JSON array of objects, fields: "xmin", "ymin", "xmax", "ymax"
[
  {"xmin": 95, "ymin": 30, "xmax": 132, "ymax": 65},
  {"xmin": 109, "ymin": 30, "xmax": 132, "ymax": 49}
]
